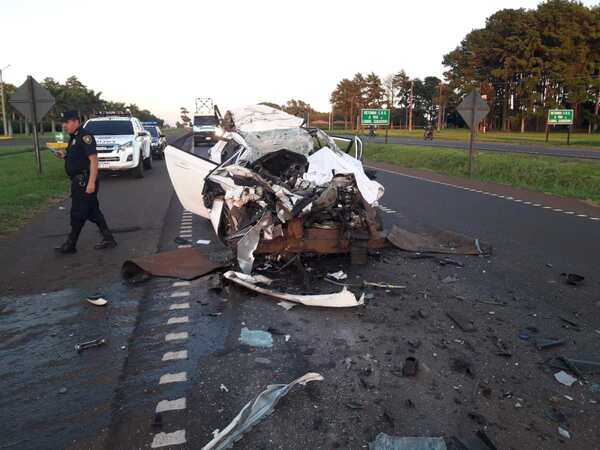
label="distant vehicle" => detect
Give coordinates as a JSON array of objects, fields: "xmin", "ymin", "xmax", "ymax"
[
  {"xmin": 84, "ymin": 112, "xmax": 152, "ymax": 178},
  {"xmin": 142, "ymin": 122, "xmax": 167, "ymax": 160},
  {"xmin": 193, "ymin": 113, "xmax": 222, "ymax": 146}
]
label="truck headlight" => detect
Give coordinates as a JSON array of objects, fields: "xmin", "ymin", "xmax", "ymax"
[{"xmin": 119, "ymin": 141, "xmax": 133, "ymax": 152}]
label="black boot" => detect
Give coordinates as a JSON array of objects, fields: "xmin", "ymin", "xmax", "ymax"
[
  {"xmin": 55, "ymin": 225, "xmax": 82, "ymax": 254},
  {"xmin": 94, "ymin": 227, "xmax": 117, "ymax": 250}
]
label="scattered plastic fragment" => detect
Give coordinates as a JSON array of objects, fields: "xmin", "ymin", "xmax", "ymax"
[
  {"xmin": 277, "ymin": 301, "xmax": 297, "ymax": 310},
  {"xmin": 518, "ymin": 331, "xmax": 530, "ymax": 341},
  {"xmin": 590, "ymin": 383, "xmax": 600, "ymax": 393},
  {"xmin": 201, "ymin": 372, "xmax": 323, "ymax": 450},
  {"xmin": 86, "ymin": 295, "xmax": 108, "ymax": 306},
  {"xmin": 58, "ymin": 387, "xmax": 67, "ymax": 394},
  {"xmin": 554, "ymin": 370, "xmax": 577, "ymax": 386},
  {"xmin": 285, "ymin": 335, "xmax": 291, "ymax": 342},
  {"xmin": 363, "ymin": 281, "xmax": 407, "ymax": 289},
  {"xmin": 196, "ymin": 239, "xmax": 211, "ymax": 245},
  {"xmin": 220, "ymin": 384, "xmax": 229, "ymax": 393},
  {"xmin": 239, "ymin": 328, "xmax": 273, "ymax": 348},
  {"xmin": 446, "ymin": 311, "xmax": 476, "ymax": 332},
  {"xmin": 327, "ymin": 270, "xmax": 348, "ymax": 280},
  {"xmin": 224, "ymin": 270, "xmax": 364, "ymax": 308},
  {"xmin": 558, "ymin": 426, "xmax": 571, "ymax": 439},
  {"xmin": 441, "ymin": 276, "xmax": 458, "ymax": 284},
  {"xmin": 368, "ymin": 433, "xmax": 447, "ymax": 450}
]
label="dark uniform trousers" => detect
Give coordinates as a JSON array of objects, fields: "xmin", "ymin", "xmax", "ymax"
[{"xmin": 69, "ymin": 172, "xmax": 110, "ymax": 241}]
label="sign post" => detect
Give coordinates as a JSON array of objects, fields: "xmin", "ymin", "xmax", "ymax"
[
  {"xmin": 8, "ymin": 76, "xmax": 55, "ymax": 175},
  {"xmin": 546, "ymin": 109, "xmax": 574, "ymax": 145},
  {"xmin": 456, "ymin": 89, "xmax": 490, "ymax": 177},
  {"xmin": 361, "ymin": 109, "xmax": 390, "ymax": 143}
]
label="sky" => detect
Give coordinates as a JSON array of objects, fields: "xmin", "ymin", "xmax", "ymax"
[{"xmin": 2, "ymin": 0, "xmax": 597, "ymax": 125}]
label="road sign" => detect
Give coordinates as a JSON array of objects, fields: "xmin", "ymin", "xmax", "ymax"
[
  {"xmin": 547, "ymin": 109, "xmax": 573, "ymax": 125},
  {"xmin": 456, "ymin": 90, "xmax": 490, "ymax": 177},
  {"xmin": 456, "ymin": 91, "xmax": 490, "ymax": 129},
  {"xmin": 8, "ymin": 76, "xmax": 55, "ymax": 175},
  {"xmin": 361, "ymin": 109, "xmax": 389, "ymax": 126},
  {"xmin": 9, "ymin": 77, "xmax": 55, "ymax": 123}
]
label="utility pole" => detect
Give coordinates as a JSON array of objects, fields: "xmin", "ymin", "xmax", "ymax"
[
  {"xmin": 408, "ymin": 80, "xmax": 414, "ymax": 131},
  {"xmin": 468, "ymin": 89, "xmax": 478, "ymax": 178},
  {"xmin": 437, "ymin": 83, "xmax": 443, "ymax": 132},
  {"xmin": 0, "ymin": 64, "xmax": 10, "ymax": 137}
]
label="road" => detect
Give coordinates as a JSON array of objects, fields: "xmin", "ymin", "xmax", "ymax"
[
  {"xmin": 342, "ymin": 134, "xmax": 600, "ymax": 160},
  {"xmin": 1, "ymin": 137, "xmax": 599, "ymax": 449}
]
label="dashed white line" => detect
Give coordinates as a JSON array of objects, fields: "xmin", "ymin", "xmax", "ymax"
[
  {"xmin": 169, "ymin": 303, "xmax": 190, "ymax": 310},
  {"xmin": 170, "ymin": 291, "xmax": 190, "ymax": 298},
  {"xmin": 177, "ymin": 244, "xmax": 192, "ymax": 248},
  {"xmin": 577, "ymin": 214, "xmax": 588, "ymax": 218},
  {"xmin": 591, "ymin": 217, "xmax": 600, "ymax": 221},
  {"xmin": 172, "ymin": 281, "xmax": 191, "ymax": 287},
  {"xmin": 533, "ymin": 203, "xmax": 541, "ymax": 207},
  {"xmin": 543, "ymin": 206, "xmax": 552, "ymax": 209},
  {"xmin": 179, "ymin": 234, "xmax": 192, "ymax": 238},
  {"xmin": 165, "ymin": 332, "xmax": 189, "ymax": 342},
  {"xmin": 156, "ymin": 398, "xmax": 187, "ymax": 413},
  {"xmin": 564, "ymin": 211, "xmax": 575, "ymax": 215},
  {"xmin": 151, "ymin": 430, "xmax": 186, "ymax": 448},
  {"xmin": 167, "ymin": 316, "xmax": 189, "ymax": 325},
  {"xmin": 553, "ymin": 209, "xmax": 563, "ymax": 212},
  {"xmin": 162, "ymin": 350, "xmax": 188, "ymax": 361},
  {"xmin": 159, "ymin": 372, "xmax": 187, "ymax": 384}
]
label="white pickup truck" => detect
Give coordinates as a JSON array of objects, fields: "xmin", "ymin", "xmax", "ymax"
[{"xmin": 84, "ymin": 115, "xmax": 152, "ymax": 178}]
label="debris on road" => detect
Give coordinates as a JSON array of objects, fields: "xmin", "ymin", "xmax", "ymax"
[
  {"xmin": 196, "ymin": 239, "xmax": 211, "ymax": 245},
  {"xmin": 558, "ymin": 426, "xmax": 571, "ymax": 440},
  {"xmin": 554, "ymin": 370, "xmax": 577, "ymax": 386},
  {"xmin": 368, "ymin": 433, "xmax": 447, "ymax": 450},
  {"xmin": 535, "ymin": 338, "xmax": 565, "ymax": 350},
  {"xmin": 402, "ymin": 357, "xmax": 419, "ymax": 377},
  {"xmin": 223, "ymin": 270, "xmax": 365, "ymax": 308},
  {"xmin": 327, "ymin": 270, "xmax": 348, "ymax": 281},
  {"xmin": 446, "ymin": 310, "xmax": 476, "ymax": 332},
  {"xmin": 122, "ymin": 247, "xmax": 231, "ymax": 282},
  {"xmin": 86, "ymin": 295, "xmax": 108, "ymax": 306},
  {"xmin": 220, "ymin": 384, "xmax": 229, "ymax": 393},
  {"xmin": 74, "ymin": 338, "xmax": 107, "ymax": 353},
  {"xmin": 201, "ymin": 372, "xmax": 324, "ymax": 450},
  {"xmin": 239, "ymin": 327, "xmax": 273, "ymax": 348},
  {"xmin": 387, "ymin": 225, "xmax": 491, "ymax": 256},
  {"xmin": 560, "ymin": 272, "xmax": 585, "ymax": 286}
]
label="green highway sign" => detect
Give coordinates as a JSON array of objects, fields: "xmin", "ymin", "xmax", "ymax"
[
  {"xmin": 361, "ymin": 109, "xmax": 389, "ymax": 126},
  {"xmin": 547, "ymin": 109, "xmax": 574, "ymax": 125}
]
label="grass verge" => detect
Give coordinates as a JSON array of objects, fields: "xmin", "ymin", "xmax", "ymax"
[
  {"xmin": 364, "ymin": 143, "xmax": 600, "ymax": 204},
  {"xmin": 0, "ymin": 152, "xmax": 68, "ymax": 234},
  {"xmin": 332, "ymin": 128, "xmax": 600, "ymax": 148}
]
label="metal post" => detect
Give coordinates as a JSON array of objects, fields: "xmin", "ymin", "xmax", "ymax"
[
  {"xmin": 28, "ymin": 76, "xmax": 42, "ymax": 175},
  {"xmin": 545, "ymin": 123, "xmax": 550, "ymax": 143},
  {"xmin": 468, "ymin": 89, "xmax": 477, "ymax": 178},
  {"xmin": 408, "ymin": 80, "xmax": 414, "ymax": 131},
  {"xmin": 385, "ymin": 124, "xmax": 389, "ymax": 144},
  {"xmin": 567, "ymin": 125, "xmax": 571, "ymax": 145},
  {"xmin": 437, "ymin": 83, "xmax": 443, "ymax": 132},
  {"xmin": 0, "ymin": 66, "xmax": 9, "ymax": 137}
]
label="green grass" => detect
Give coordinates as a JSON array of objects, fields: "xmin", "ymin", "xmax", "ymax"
[
  {"xmin": 0, "ymin": 152, "xmax": 68, "ymax": 234},
  {"xmin": 0, "ymin": 144, "xmax": 33, "ymax": 155},
  {"xmin": 364, "ymin": 143, "xmax": 600, "ymax": 204},
  {"xmin": 331, "ymin": 128, "xmax": 600, "ymax": 148}
]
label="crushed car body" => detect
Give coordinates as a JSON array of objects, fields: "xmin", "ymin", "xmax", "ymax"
[{"xmin": 164, "ymin": 104, "xmax": 386, "ymax": 273}]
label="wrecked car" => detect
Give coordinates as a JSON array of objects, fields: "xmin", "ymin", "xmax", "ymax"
[{"xmin": 164, "ymin": 105, "xmax": 387, "ymax": 274}]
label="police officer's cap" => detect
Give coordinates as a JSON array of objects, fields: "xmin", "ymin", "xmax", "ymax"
[{"xmin": 61, "ymin": 110, "xmax": 80, "ymax": 122}]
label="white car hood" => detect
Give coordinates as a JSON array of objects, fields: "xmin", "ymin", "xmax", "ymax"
[
  {"xmin": 226, "ymin": 105, "xmax": 304, "ymax": 132},
  {"xmin": 94, "ymin": 135, "xmax": 135, "ymax": 146}
]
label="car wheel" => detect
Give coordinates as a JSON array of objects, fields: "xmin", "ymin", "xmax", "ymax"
[
  {"xmin": 132, "ymin": 151, "xmax": 145, "ymax": 178},
  {"xmin": 143, "ymin": 151, "xmax": 153, "ymax": 170}
]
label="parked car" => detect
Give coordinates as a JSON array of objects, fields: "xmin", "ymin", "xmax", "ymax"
[
  {"xmin": 143, "ymin": 122, "xmax": 167, "ymax": 159},
  {"xmin": 84, "ymin": 113, "xmax": 152, "ymax": 178}
]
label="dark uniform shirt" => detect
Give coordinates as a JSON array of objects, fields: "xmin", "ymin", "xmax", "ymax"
[{"xmin": 65, "ymin": 126, "xmax": 97, "ymax": 177}]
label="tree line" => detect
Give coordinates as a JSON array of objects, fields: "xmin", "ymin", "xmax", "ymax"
[
  {"xmin": 0, "ymin": 76, "xmax": 164, "ymax": 135},
  {"xmin": 329, "ymin": 0, "xmax": 600, "ymax": 132}
]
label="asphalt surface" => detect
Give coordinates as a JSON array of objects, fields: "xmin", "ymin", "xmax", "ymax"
[
  {"xmin": 1, "ymin": 136, "xmax": 599, "ymax": 449},
  {"xmin": 344, "ymin": 134, "xmax": 600, "ymax": 160}
]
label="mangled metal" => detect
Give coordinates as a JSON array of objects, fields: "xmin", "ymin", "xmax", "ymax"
[
  {"xmin": 164, "ymin": 104, "xmax": 385, "ymax": 273},
  {"xmin": 223, "ymin": 270, "xmax": 365, "ymax": 308},
  {"xmin": 201, "ymin": 372, "xmax": 324, "ymax": 450}
]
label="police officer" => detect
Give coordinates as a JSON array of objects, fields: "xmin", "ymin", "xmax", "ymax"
[{"xmin": 54, "ymin": 110, "xmax": 117, "ymax": 254}]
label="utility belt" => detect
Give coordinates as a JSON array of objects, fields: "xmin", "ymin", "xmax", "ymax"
[{"xmin": 71, "ymin": 171, "xmax": 90, "ymax": 188}]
